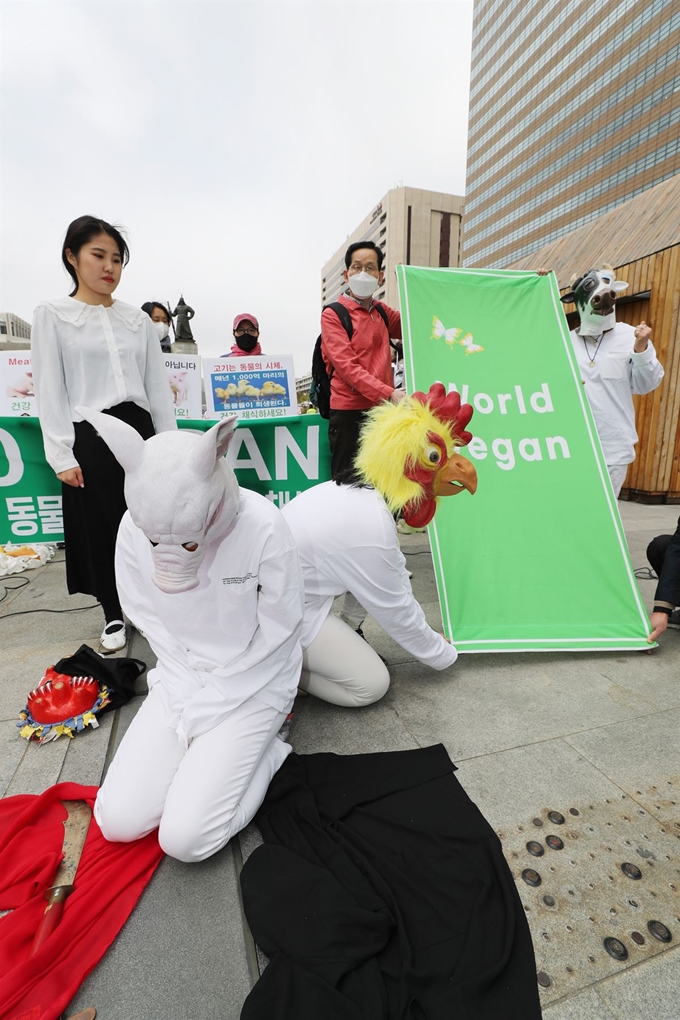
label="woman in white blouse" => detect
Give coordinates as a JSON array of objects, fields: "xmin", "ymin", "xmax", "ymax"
[{"xmin": 31, "ymin": 215, "xmax": 176, "ymax": 652}]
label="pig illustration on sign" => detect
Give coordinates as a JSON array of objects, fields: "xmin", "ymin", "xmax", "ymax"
[
  {"xmin": 168, "ymin": 371, "xmax": 188, "ymax": 407},
  {"xmin": 6, "ymin": 371, "xmax": 34, "ymax": 398}
]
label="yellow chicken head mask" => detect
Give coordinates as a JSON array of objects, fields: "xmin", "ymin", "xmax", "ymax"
[{"xmin": 355, "ymin": 383, "xmax": 477, "ymax": 528}]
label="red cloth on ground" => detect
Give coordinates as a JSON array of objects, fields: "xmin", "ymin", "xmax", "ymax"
[{"xmin": 0, "ymin": 782, "xmax": 163, "ymax": 1020}]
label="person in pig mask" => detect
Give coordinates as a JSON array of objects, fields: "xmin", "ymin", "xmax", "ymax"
[
  {"xmin": 560, "ymin": 263, "xmax": 664, "ymax": 497},
  {"xmin": 77, "ymin": 408, "xmax": 304, "ymax": 863}
]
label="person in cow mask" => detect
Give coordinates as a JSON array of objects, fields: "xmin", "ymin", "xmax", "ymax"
[
  {"xmin": 77, "ymin": 408, "xmax": 304, "ymax": 863},
  {"xmin": 560, "ymin": 264, "xmax": 664, "ymax": 497}
]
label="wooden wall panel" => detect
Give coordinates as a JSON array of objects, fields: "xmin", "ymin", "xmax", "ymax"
[{"xmin": 617, "ymin": 245, "xmax": 680, "ymax": 501}]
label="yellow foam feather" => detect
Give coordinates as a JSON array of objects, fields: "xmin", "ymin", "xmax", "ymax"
[{"xmin": 355, "ymin": 396, "xmax": 456, "ymax": 513}]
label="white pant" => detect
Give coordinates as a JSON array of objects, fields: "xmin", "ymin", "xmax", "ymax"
[
  {"xmin": 337, "ymin": 591, "xmax": 367, "ymax": 631},
  {"xmin": 300, "ymin": 613, "xmax": 390, "ymax": 708},
  {"xmin": 95, "ymin": 684, "xmax": 290, "ymax": 862},
  {"xmin": 607, "ymin": 462, "xmax": 629, "ymax": 498}
]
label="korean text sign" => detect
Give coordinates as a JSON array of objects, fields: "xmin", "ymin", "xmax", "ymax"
[
  {"xmin": 203, "ymin": 356, "xmax": 296, "ymax": 420},
  {"xmin": 0, "ymin": 416, "xmax": 330, "ymax": 542},
  {"xmin": 164, "ymin": 354, "xmax": 202, "ymax": 419},
  {"xmin": 0, "ymin": 352, "xmax": 36, "ymax": 417}
]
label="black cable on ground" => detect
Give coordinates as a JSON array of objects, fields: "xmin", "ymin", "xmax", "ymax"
[
  {"xmin": 0, "ymin": 576, "xmax": 31, "ymax": 603},
  {"xmin": 0, "ymin": 603, "xmax": 100, "ymax": 621}
]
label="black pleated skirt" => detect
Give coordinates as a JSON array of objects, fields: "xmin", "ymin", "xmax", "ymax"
[{"xmin": 62, "ymin": 402, "xmax": 155, "ymax": 603}]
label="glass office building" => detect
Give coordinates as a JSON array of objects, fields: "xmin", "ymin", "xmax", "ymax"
[{"xmin": 463, "ymin": 0, "xmax": 680, "ymax": 268}]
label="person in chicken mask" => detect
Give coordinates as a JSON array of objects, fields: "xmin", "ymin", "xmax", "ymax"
[
  {"xmin": 282, "ymin": 384, "xmax": 476, "ymax": 707},
  {"xmin": 321, "ymin": 241, "xmax": 404, "ymax": 483}
]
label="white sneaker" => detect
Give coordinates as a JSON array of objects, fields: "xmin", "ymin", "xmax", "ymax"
[
  {"xmin": 100, "ymin": 620, "xmax": 126, "ymax": 653},
  {"xmin": 397, "ymin": 519, "xmax": 426, "ymax": 534}
]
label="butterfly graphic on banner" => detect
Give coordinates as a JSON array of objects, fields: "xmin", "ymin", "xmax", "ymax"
[{"xmin": 430, "ymin": 316, "xmax": 484, "ymax": 355}]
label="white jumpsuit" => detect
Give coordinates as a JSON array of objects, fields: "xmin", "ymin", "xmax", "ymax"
[
  {"xmin": 282, "ymin": 482, "xmax": 457, "ymax": 707},
  {"xmin": 95, "ymin": 489, "xmax": 304, "ymax": 862},
  {"xmin": 569, "ymin": 322, "xmax": 664, "ymax": 496}
]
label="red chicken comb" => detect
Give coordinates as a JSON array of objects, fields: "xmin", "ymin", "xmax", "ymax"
[{"xmin": 411, "ymin": 383, "xmax": 474, "ymax": 446}]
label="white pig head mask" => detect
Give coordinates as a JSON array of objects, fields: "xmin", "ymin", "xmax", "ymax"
[{"xmin": 76, "ymin": 408, "xmax": 240, "ymax": 594}]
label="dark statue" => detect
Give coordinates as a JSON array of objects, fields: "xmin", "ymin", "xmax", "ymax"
[{"xmin": 172, "ymin": 296, "xmax": 196, "ymax": 341}]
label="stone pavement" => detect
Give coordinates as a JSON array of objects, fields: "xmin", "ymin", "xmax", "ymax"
[{"xmin": 1, "ymin": 500, "xmax": 678, "ymax": 1019}]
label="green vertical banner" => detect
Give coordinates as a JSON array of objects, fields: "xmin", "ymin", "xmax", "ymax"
[{"xmin": 397, "ymin": 266, "xmax": 651, "ymax": 652}]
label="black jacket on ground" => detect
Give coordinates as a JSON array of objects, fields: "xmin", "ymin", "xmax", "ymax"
[
  {"xmin": 240, "ymin": 745, "xmax": 542, "ymax": 1019},
  {"xmin": 53, "ymin": 643, "xmax": 145, "ymax": 713}
]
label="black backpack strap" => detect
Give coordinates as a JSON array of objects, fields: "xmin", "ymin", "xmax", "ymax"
[
  {"xmin": 324, "ymin": 301, "xmax": 354, "ymax": 340},
  {"xmin": 374, "ymin": 301, "xmax": 401, "ymax": 351},
  {"xmin": 322, "ymin": 302, "xmax": 355, "ymax": 384},
  {"xmin": 374, "ymin": 302, "xmax": 389, "ymax": 331}
]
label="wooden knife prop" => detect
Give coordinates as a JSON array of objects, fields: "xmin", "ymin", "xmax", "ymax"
[{"xmin": 29, "ymin": 799, "xmax": 92, "ymax": 956}]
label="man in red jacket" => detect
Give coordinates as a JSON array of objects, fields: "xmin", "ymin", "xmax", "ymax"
[{"xmin": 321, "ymin": 241, "xmax": 404, "ymax": 481}]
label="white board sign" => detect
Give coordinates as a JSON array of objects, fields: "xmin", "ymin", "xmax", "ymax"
[
  {"xmin": 203, "ymin": 355, "xmax": 296, "ymax": 420},
  {"xmin": 164, "ymin": 354, "xmax": 203, "ymax": 419},
  {"xmin": 0, "ymin": 352, "xmax": 37, "ymax": 416}
]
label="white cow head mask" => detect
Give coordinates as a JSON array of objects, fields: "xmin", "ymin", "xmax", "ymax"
[
  {"xmin": 560, "ymin": 263, "xmax": 629, "ymax": 337},
  {"xmin": 77, "ymin": 408, "xmax": 240, "ymax": 594}
]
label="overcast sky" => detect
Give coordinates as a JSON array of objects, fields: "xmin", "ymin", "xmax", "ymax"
[{"xmin": 1, "ymin": 0, "xmax": 473, "ymax": 370}]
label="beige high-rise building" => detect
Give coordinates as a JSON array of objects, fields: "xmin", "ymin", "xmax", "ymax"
[
  {"xmin": 463, "ymin": 0, "xmax": 680, "ymax": 268},
  {"xmin": 0, "ymin": 312, "xmax": 31, "ymax": 352},
  {"xmin": 321, "ymin": 187, "xmax": 464, "ymax": 310}
]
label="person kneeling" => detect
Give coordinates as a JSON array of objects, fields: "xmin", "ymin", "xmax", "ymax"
[
  {"xmin": 281, "ymin": 384, "xmax": 477, "ymax": 708},
  {"xmin": 77, "ymin": 409, "xmax": 303, "ymax": 862}
]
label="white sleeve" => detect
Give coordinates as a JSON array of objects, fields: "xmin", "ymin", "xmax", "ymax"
[
  {"xmin": 630, "ymin": 341, "xmax": 664, "ymax": 395},
  {"xmin": 336, "ymin": 539, "xmax": 457, "ymax": 670},
  {"xmin": 142, "ymin": 319, "xmax": 177, "ymax": 432},
  {"xmin": 30, "ymin": 306, "xmax": 79, "ymax": 474}
]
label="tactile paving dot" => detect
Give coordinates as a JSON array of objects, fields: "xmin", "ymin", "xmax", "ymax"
[{"xmin": 494, "ymin": 790, "xmax": 680, "ymax": 1005}]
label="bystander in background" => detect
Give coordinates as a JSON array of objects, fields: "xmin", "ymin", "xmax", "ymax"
[
  {"xmin": 31, "ymin": 215, "xmax": 176, "ymax": 653},
  {"xmin": 647, "ymin": 517, "xmax": 680, "ymax": 641},
  {"xmin": 321, "ymin": 241, "xmax": 403, "ymax": 483},
  {"xmin": 225, "ymin": 313, "xmax": 263, "ymax": 357},
  {"xmin": 142, "ymin": 301, "xmax": 173, "ymax": 353}
]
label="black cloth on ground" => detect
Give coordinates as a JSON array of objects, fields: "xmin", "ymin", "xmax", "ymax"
[
  {"xmin": 53, "ymin": 643, "xmax": 146, "ymax": 712},
  {"xmin": 240, "ymin": 744, "xmax": 542, "ymax": 1019},
  {"xmin": 62, "ymin": 401, "xmax": 155, "ymax": 602}
]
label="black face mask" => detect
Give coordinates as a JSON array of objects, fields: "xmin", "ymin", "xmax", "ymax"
[{"xmin": 235, "ymin": 335, "xmax": 259, "ymax": 353}]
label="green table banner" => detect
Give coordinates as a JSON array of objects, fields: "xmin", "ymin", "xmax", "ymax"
[
  {"xmin": 0, "ymin": 416, "xmax": 330, "ymax": 546},
  {"xmin": 397, "ymin": 265, "xmax": 652, "ymax": 652}
]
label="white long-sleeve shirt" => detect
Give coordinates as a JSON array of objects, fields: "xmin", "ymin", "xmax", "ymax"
[
  {"xmin": 31, "ymin": 296, "xmax": 177, "ymax": 473},
  {"xmin": 570, "ymin": 322, "xmax": 664, "ymax": 467},
  {"xmin": 282, "ymin": 482, "xmax": 457, "ymax": 670},
  {"xmin": 115, "ymin": 488, "xmax": 304, "ymax": 745}
]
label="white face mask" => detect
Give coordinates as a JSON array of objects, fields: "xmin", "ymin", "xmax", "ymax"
[
  {"xmin": 153, "ymin": 320, "xmax": 170, "ymax": 340},
  {"xmin": 348, "ymin": 271, "xmax": 379, "ymax": 300}
]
